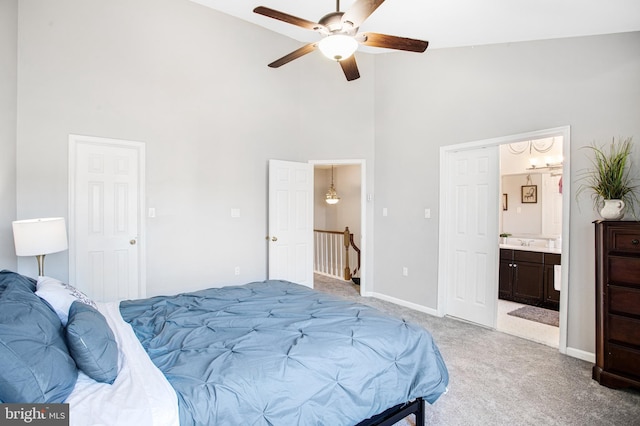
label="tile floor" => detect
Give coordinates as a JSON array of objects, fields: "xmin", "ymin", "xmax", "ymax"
[{"xmin": 496, "ymin": 299, "xmax": 559, "ymax": 348}]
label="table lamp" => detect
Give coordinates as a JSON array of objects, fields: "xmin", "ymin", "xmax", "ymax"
[{"xmin": 12, "ymin": 217, "xmax": 68, "ymax": 276}]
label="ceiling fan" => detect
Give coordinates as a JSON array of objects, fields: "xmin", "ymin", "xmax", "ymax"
[{"xmin": 253, "ymin": 0, "xmax": 429, "ymax": 81}]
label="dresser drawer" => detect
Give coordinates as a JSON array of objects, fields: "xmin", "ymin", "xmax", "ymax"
[
  {"xmin": 609, "ymin": 286, "xmax": 640, "ymax": 317},
  {"xmin": 608, "ymin": 256, "xmax": 640, "ymax": 287},
  {"xmin": 608, "ymin": 314, "xmax": 640, "ymax": 347},
  {"xmin": 605, "ymin": 343, "xmax": 640, "ymax": 380},
  {"xmin": 610, "ymin": 228, "xmax": 640, "ymax": 252}
]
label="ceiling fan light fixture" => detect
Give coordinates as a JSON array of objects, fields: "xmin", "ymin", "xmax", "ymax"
[{"xmin": 318, "ymin": 34, "xmax": 358, "ymax": 61}]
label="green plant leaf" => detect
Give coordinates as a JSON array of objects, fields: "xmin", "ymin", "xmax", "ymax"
[{"xmin": 577, "ymin": 137, "xmax": 639, "ymax": 219}]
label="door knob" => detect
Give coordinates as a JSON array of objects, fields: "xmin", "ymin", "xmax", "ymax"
[
  {"xmin": 271, "ymin": 236, "xmax": 278, "ymax": 242},
  {"xmin": 130, "ymin": 239, "xmax": 137, "ymax": 245}
]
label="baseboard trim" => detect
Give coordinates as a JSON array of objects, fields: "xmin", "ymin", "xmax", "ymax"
[
  {"xmin": 565, "ymin": 346, "xmax": 595, "ymax": 363},
  {"xmin": 367, "ymin": 292, "xmax": 441, "ymax": 317},
  {"xmin": 366, "ymin": 290, "xmax": 596, "ymax": 364}
]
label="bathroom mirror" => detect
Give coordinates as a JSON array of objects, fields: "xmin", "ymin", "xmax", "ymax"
[
  {"xmin": 499, "ymin": 137, "xmax": 563, "ymax": 240},
  {"xmin": 501, "ymin": 172, "xmax": 562, "ymax": 238}
]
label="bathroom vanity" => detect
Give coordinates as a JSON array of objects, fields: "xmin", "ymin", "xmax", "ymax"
[{"xmin": 499, "ymin": 243, "xmax": 561, "ymax": 310}]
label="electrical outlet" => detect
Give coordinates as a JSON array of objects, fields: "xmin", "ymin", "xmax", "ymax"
[
  {"xmin": 234, "ymin": 267, "xmax": 240, "ymax": 276},
  {"xmin": 402, "ymin": 267, "xmax": 408, "ymax": 276}
]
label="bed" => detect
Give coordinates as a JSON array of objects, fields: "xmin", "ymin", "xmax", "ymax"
[{"xmin": 0, "ymin": 270, "xmax": 448, "ymax": 425}]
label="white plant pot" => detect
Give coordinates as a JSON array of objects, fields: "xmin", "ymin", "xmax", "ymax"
[{"xmin": 600, "ymin": 199, "xmax": 625, "ymax": 220}]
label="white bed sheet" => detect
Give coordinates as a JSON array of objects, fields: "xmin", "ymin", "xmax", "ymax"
[{"xmin": 65, "ymin": 302, "xmax": 180, "ymax": 426}]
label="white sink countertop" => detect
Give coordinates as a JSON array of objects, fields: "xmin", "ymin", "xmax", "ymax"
[{"xmin": 499, "ymin": 244, "xmax": 561, "ymax": 254}]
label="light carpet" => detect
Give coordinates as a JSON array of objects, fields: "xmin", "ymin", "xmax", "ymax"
[{"xmin": 314, "ymin": 274, "xmax": 640, "ymax": 426}]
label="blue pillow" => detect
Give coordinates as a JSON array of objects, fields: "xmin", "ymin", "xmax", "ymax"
[
  {"xmin": 66, "ymin": 301, "xmax": 118, "ymax": 384},
  {"xmin": 0, "ymin": 279, "xmax": 78, "ymax": 403},
  {"xmin": 0, "ymin": 269, "xmax": 37, "ymax": 293}
]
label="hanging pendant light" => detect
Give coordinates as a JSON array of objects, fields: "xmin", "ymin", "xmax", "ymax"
[{"xmin": 325, "ymin": 165, "xmax": 340, "ymax": 205}]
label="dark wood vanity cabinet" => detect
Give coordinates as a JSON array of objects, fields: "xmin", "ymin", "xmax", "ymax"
[
  {"xmin": 499, "ymin": 250, "xmax": 515, "ymax": 300},
  {"xmin": 499, "ymin": 249, "xmax": 560, "ymax": 310},
  {"xmin": 593, "ymin": 220, "xmax": 640, "ymax": 390}
]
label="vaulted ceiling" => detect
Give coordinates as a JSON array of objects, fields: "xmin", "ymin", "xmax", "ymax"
[{"xmin": 191, "ymin": 0, "xmax": 640, "ymax": 50}]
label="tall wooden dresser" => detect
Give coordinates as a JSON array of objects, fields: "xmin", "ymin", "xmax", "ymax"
[{"xmin": 593, "ymin": 220, "xmax": 640, "ymax": 389}]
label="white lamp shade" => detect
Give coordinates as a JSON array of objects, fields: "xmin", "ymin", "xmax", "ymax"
[
  {"xmin": 318, "ymin": 35, "xmax": 358, "ymax": 61},
  {"xmin": 12, "ymin": 217, "xmax": 68, "ymax": 256}
]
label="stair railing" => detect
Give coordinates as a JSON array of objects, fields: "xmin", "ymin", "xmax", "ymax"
[{"xmin": 313, "ymin": 227, "xmax": 360, "ymax": 281}]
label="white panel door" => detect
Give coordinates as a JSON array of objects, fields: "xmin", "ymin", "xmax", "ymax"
[
  {"xmin": 445, "ymin": 146, "xmax": 499, "ymax": 327},
  {"xmin": 268, "ymin": 160, "xmax": 314, "ymax": 288},
  {"xmin": 69, "ymin": 135, "xmax": 145, "ymax": 302}
]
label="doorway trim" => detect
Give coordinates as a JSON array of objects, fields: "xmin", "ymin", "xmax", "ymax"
[
  {"xmin": 309, "ymin": 159, "xmax": 367, "ymax": 296},
  {"xmin": 438, "ymin": 126, "xmax": 571, "ymax": 354}
]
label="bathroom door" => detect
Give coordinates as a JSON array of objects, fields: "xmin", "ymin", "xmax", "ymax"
[{"xmin": 442, "ymin": 146, "xmax": 499, "ymax": 328}]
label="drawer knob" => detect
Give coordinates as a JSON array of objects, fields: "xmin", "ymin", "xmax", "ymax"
[{"xmin": 632, "ymin": 239, "xmax": 639, "ymax": 245}]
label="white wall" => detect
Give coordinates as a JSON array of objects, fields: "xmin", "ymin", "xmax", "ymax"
[
  {"xmin": 334, "ymin": 165, "xmax": 362, "ymax": 251},
  {"xmin": 373, "ymin": 32, "xmax": 640, "ymax": 355},
  {"xmin": 10, "ymin": 0, "xmax": 640, "ymax": 357},
  {"xmin": 501, "ymin": 173, "xmax": 543, "ymax": 236},
  {"xmin": 313, "ymin": 168, "xmax": 329, "ymax": 231},
  {"xmin": 15, "ymin": 0, "xmax": 375, "ymax": 294},
  {"xmin": 0, "ymin": 0, "xmax": 18, "ymax": 270}
]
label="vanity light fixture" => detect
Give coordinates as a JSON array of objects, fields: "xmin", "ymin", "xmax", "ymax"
[{"xmin": 527, "ymin": 156, "xmax": 563, "ymax": 171}]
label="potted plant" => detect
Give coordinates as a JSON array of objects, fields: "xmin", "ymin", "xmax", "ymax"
[
  {"xmin": 499, "ymin": 233, "xmax": 511, "ymax": 244},
  {"xmin": 578, "ymin": 137, "xmax": 639, "ymax": 220}
]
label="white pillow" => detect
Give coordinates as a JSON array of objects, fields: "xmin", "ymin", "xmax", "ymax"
[{"xmin": 35, "ymin": 276, "xmax": 97, "ymax": 326}]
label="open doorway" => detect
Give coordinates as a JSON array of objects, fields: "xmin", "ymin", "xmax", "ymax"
[
  {"xmin": 310, "ymin": 160, "xmax": 367, "ymax": 296},
  {"xmin": 438, "ymin": 126, "xmax": 571, "ymax": 354},
  {"xmin": 496, "ymin": 136, "xmax": 564, "ymax": 348}
]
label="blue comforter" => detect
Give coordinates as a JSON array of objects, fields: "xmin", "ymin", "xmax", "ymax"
[{"xmin": 120, "ymin": 280, "xmax": 448, "ymax": 425}]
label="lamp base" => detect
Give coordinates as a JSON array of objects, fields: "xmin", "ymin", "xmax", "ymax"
[{"xmin": 35, "ymin": 254, "xmax": 46, "ymax": 277}]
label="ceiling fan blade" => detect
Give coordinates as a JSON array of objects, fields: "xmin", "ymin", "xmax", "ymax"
[
  {"xmin": 268, "ymin": 43, "xmax": 318, "ymax": 68},
  {"xmin": 253, "ymin": 6, "xmax": 322, "ymax": 31},
  {"xmin": 341, "ymin": 0, "xmax": 386, "ymax": 28},
  {"xmin": 339, "ymin": 56, "xmax": 360, "ymax": 81},
  {"xmin": 359, "ymin": 32, "xmax": 429, "ymax": 52}
]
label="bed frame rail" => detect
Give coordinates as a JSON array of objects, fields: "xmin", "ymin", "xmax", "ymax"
[{"xmin": 355, "ymin": 397, "xmax": 424, "ymax": 426}]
